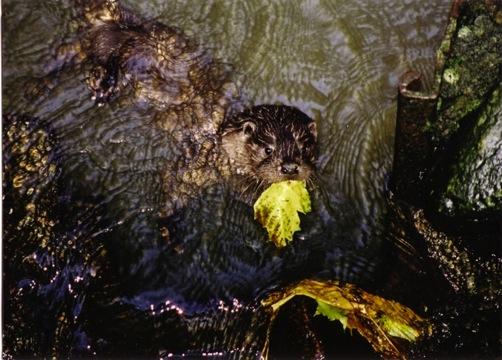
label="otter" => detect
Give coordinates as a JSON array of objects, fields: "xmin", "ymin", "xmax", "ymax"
[
  {"xmin": 59, "ymin": 0, "xmax": 238, "ymax": 139},
  {"xmin": 62, "ymin": 0, "xmax": 318, "ymax": 222},
  {"xmin": 161, "ymin": 104, "xmax": 317, "ymax": 219},
  {"xmin": 219, "ymin": 105, "xmax": 317, "ymax": 194}
]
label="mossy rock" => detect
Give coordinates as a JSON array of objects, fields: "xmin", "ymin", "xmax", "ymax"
[
  {"xmin": 439, "ymin": 86, "xmax": 502, "ymax": 218},
  {"xmin": 431, "ymin": 2, "xmax": 502, "ymax": 147}
]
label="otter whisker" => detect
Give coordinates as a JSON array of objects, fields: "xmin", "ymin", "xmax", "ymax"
[
  {"xmin": 239, "ymin": 179, "xmax": 258, "ymax": 199},
  {"xmin": 306, "ymin": 177, "xmax": 314, "ymax": 189},
  {"xmin": 249, "ymin": 179, "xmax": 264, "ymax": 201}
]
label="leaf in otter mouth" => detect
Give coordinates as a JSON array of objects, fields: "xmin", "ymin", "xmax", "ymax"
[{"xmin": 253, "ymin": 180, "xmax": 311, "ymax": 247}]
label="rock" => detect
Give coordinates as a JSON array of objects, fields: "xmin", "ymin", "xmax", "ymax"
[
  {"xmin": 439, "ymin": 85, "xmax": 502, "ymax": 218},
  {"xmin": 431, "ymin": 1, "xmax": 502, "ymax": 149}
]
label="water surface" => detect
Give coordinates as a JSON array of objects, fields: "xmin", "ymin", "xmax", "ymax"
[{"xmin": 2, "ymin": 0, "xmax": 451, "ymax": 356}]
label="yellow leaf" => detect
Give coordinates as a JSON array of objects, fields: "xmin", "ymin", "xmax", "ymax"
[{"xmin": 253, "ymin": 180, "xmax": 311, "ymax": 247}]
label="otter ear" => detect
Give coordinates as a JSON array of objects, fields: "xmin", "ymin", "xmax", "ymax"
[
  {"xmin": 308, "ymin": 121, "xmax": 317, "ymax": 140},
  {"xmin": 242, "ymin": 121, "xmax": 256, "ymax": 136}
]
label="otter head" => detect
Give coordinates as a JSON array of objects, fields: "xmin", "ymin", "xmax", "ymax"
[{"xmin": 220, "ymin": 105, "xmax": 317, "ymax": 191}]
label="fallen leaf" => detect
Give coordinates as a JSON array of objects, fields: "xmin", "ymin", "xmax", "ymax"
[
  {"xmin": 379, "ymin": 315, "xmax": 420, "ymax": 341},
  {"xmin": 261, "ymin": 279, "xmax": 431, "ymax": 359},
  {"xmin": 315, "ymin": 299, "xmax": 348, "ymax": 330}
]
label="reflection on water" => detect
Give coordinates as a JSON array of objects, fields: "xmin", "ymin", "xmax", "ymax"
[{"xmin": 2, "ymin": 0, "xmax": 450, "ymax": 357}]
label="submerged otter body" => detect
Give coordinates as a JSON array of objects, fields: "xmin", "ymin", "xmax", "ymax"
[
  {"xmin": 70, "ymin": 0, "xmax": 318, "ymax": 218},
  {"xmin": 60, "ymin": 0, "xmax": 238, "ymax": 139}
]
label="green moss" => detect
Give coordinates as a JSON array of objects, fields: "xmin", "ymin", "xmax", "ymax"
[
  {"xmin": 443, "ymin": 68, "xmax": 460, "ymax": 84},
  {"xmin": 431, "ymin": 1, "xmax": 502, "ymax": 147},
  {"xmin": 436, "ymin": 98, "xmax": 442, "ymax": 112},
  {"xmin": 439, "ymin": 86, "xmax": 502, "ymax": 217},
  {"xmin": 457, "ymin": 26, "xmax": 472, "ymax": 39}
]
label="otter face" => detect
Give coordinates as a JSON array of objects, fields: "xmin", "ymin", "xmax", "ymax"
[{"xmin": 221, "ymin": 105, "xmax": 317, "ymax": 189}]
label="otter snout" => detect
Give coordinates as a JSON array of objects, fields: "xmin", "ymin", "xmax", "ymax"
[{"xmin": 280, "ymin": 162, "xmax": 299, "ymax": 175}]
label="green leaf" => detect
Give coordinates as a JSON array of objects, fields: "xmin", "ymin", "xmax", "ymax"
[
  {"xmin": 379, "ymin": 315, "xmax": 420, "ymax": 341},
  {"xmin": 315, "ymin": 300, "xmax": 348, "ymax": 330},
  {"xmin": 253, "ymin": 180, "xmax": 311, "ymax": 247}
]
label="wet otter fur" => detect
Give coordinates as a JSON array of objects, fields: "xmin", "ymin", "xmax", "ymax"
[
  {"xmin": 162, "ymin": 105, "xmax": 318, "ymax": 217},
  {"xmin": 66, "ymin": 0, "xmax": 318, "ymax": 221}
]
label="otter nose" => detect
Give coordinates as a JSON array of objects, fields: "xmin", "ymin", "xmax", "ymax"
[{"xmin": 281, "ymin": 162, "xmax": 299, "ymax": 175}]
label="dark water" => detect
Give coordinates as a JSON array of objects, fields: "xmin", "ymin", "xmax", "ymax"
[{"xmin": 2, "ymin": 0, "xmax": 452, "ymax": 357}]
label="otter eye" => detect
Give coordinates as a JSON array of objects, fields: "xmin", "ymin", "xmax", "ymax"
[{"xmin": 265, "ymin": 147, "xmax": 273, "ymax": 155}]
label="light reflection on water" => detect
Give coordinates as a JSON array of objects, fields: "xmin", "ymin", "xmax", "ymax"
[{"xmin": 2, "ymin": 0, "xmax": 451, "ymax": 356}]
